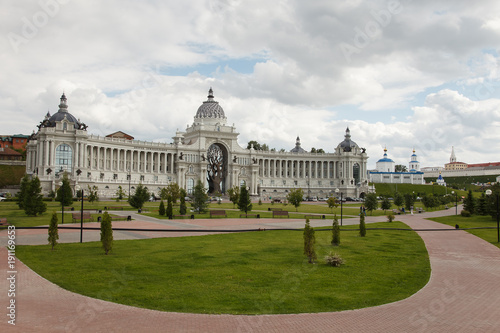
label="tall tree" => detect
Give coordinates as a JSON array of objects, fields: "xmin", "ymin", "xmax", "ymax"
[
  {"xmin": 100, "ymin": 212, "xmax": 113, "ymax": 255},
  {"xmin": 364, "ymin": 193, "xmax": 378, "ymax": 215},
  {"xmin": 247, "ymin": 140, "xmax": 261, "ymax": 150},
  {"xmin": 164, "ymin": 183, "xmax": 181, "ymax": 203},
  {"xmin": 24, "ymin": 176, "xmax": 47, "ymax": 216},
  {"xmin": 227, "ymin": 185, "xmax": 240, "ymax": 208},
  {"xmin": 359, "ymin": 213, "xmax": 366, "ymax": 237},
  {"xmin": 128, "ymin": 183, "xmax": 150, "ymax": 210},
  {"xmin": 48, "ymin": 212, "xmax": 59, "ymax": 250},
  {"xmin": 179, "ymin": 189, "xmax": 187, "ymax": 215},
  {"xmin": 191, "ymin": 180, "xmax": 209, "ymax": 213},
  {"xmin": 476, "ymin": 193, "xmax": 487, "ymax": 215},
  {"xmin": 463, "ymin": 189, "xmax": 476, "ymax": 214},
  {"xmin": 287, "ymin": 188, "xmax": 304, "ymax": 212},
  {"xmin": 303, "ymin": 219, "xmax": 317, "ymax": 263},
  {"xmin": 238, "ymin": 183, "xmax": 252, "ymax": 214},
  {"xmin": 393, "ymin": 192, "xmax": 404, "ymax": 208},
  {"xmin": 331, "ymin": 215, "xmax": 340, "ymax": 246},
  {"xmin": 56, "ymin": 173, "xmax": 73, "ymax": 207},
  {"xmin": 17, "ymin": 174, "xmax": 30, "ymax": 209},
  {"xmin": 395, "ymin": 165, "xmax": 408, "ymax": 172}
]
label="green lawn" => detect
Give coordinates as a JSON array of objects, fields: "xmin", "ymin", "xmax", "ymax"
[
  {"xmin": 16, "ymin": 221, "xmax": 430, "ymax": 314},
  {"xmin": 429, "ymin": 215, "xmax": 500, "ymax": 249}
]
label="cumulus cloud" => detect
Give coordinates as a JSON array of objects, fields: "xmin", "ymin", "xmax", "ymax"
[{"xmin": 1, "ymin": 0, "xmax": 500, "ymax": 169}]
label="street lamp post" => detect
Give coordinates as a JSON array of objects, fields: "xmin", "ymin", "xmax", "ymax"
[
  {"xmin": 335, "ymin": 188, "xmax": 343, "ymax": 226},
  {"xmin": 58, "ymin": 181, "xmax": 64, "ymax": 224},
  {"xmin": 127, "ymin": 168, "xmax": 131, "ymax": 199},
  {"xmin": 452, "ymin": 191, "xmax": 458, "ymax": 215},
  {"xmin": 76, "ymin": 185, "xmax": 84, "ymax": 243},
  {"xmin": 486, "ymin": 190, "xmax": 500, "ymax": 243}
]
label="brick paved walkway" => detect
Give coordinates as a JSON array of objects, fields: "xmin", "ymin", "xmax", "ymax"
[{"xmin": 1, "ymin": 208, "xmax": 500, "ymax": 332}]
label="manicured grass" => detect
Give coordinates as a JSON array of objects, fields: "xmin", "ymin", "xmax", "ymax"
[
  {"xmin": 16, "ymin": 221, "xmax": 430, "ymax": 314},
  {"xmin": 429, "ymin": 215, "xmax": 500, "ymax": 249}
]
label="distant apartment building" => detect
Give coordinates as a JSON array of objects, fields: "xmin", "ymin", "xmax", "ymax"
[{"xmin": 0, "ymin": 134, "xmax": 30, "ymax": 151}]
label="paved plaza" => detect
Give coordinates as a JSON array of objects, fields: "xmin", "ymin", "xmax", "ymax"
[{"xmin": 1, "ymin": 207, "xmax": 500, "ymax": 332}]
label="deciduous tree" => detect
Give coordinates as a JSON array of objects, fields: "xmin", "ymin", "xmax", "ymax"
[
  {"xmin": 287, "ymin": 188, "xmax": 304, "ymax": 212},
  {"xmin": 227, "ymin": 185, "xmax": 239, "ymax": 208},
  {"xmin": 364, "ymin": 192, "xmax": 378, "ymax": 215}
]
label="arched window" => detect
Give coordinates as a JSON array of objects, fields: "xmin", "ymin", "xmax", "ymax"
[
  {"xmin": 56, "ymin": 144, "xmax": 73, "ymax": 172},
  {"xmin": 187, "ymin": 178, "xmax": 195, "ymax": 194},
  {"xmin": 353, "ymin": 163, "xmax": 360, "ymax": 185}
]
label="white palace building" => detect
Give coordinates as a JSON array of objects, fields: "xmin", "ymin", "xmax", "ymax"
[{"xmin": 26, "ymin": 89, "xmax": 370, "ymax": 199}]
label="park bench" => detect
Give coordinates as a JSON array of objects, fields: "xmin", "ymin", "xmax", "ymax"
[
  {"xmin": 209, "ymin": 210, "xmax": 227, "ymax": 218},
  {"xmin": 240, "ymin": 214, "xmax": 260, "ymax": 218},
  {"xmin": 417, "ymin": 207, "xmax": 425, "ymax": 213},
  {"xmin": 304, "ymin": 214, "xmax": 325, "ymax": 219},
  {"xmin": 63, "ymin": 206, "xmax": 74, "ymax": 211},
  {"xmin": 273, "ymin": 210, "xmax": 289, "ymax": 218},
  {"xmin": 0, "ymin": 218, "xmax": 9, "ymax": 226},
  {"xmin": 392, "ymin": 209, "xmax": 405, "ymax": 215},
  {"xmin": 72, "ymin": 212, "xmax": 93, "ymax": 222},
  {"xmin": 268, "ymin": 207, "xmax": 282, "ymax": 211}
]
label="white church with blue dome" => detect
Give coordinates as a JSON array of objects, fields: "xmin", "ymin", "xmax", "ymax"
[{"xmin": 368, "ymin": 148, "xmax": 425, "ymax": 184}]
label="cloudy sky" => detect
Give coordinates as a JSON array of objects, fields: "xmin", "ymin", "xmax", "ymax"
[{"xmin": 2, "ymin": 0, "xmax": 500, "ymax": 169}]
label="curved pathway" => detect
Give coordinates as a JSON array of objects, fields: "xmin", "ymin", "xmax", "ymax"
[{"xmin": 1, "ymin": 209, "xmax": 500, "ymax": 332}]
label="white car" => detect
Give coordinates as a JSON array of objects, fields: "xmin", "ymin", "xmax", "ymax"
[{"xmin": 0, "ymin": 196, "xmax": 5, "ymax": 201}]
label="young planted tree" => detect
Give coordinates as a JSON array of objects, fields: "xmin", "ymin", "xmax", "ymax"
[
  {"xmin": 364, "ymin": 192, "xmax": 378, "ymax": 215},
  {"xmin": 331, "ymin": 215, "xmax": 340, "ymax": 246},
  {"xmin": 56, "ymin": 173, "xmax": 73, "ymax": 208},
  {"xmin": 476, "ymin": 193, "xmax": 488, "ymax": 215},
  {"xmin": 100, "ymin": 212, "xmax": 113, "ymax": 255},
  {"xmin": 115, "ymin": 185, "xmax": 126, "ymax": 201},
  {"xmin": 191, "ymin": 180, "xmax": 209, "ymax": 213},
  {"xmin": 227, "ymin": 185, "xmax": 240, "ymax": 208},
  {"xmin": 404, "ymin": 193, "xmax": 415, "ymax": 211},
  {"xmin": 159, "ymin": 200, "xmax": 165, "ymax": 216},
  {"xmin": 287, "ymin": 188, "xmax": 304, "ymax": 212},
  {"xmin": 128, "ymin": 183, "xmax": 150, "ymax": 210},
  {"xmin": 359, "ymin": 212, "xmax": 366, "ymax": 237},
  {"xmin": 380, "ymin": 196, "xmax": 391, "ymax": 213},
  {"xmin": 327, "ymin": 197, "xmax": 338, "ymax": 213},
  {"xmin": 24, "ymin": 176, "xmax": 47, "ymax": 216},
  {"xmin": 179, "ymin": 189, "xmax": 187, "ymax": 215},
  {"xmin": 238, "ymin": 184, "xmax": 252, "ymax": 215},
  {"xmin": 87, "ymin": 185, "xmax": 99, "ymax": 204},
  {"xmin": 166, "ymin": 197, "xmax": 173, "ymax": 219},
  {"xmin": 303, "ymin": 219, "xmax": 317, "ymax": 263},
  {"xmin": 48, "ymin": 212, "xmax": 59, "ymax": 250}
]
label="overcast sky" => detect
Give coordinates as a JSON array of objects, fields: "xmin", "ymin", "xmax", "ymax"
[{"xmin": 2, "ymin": 0, "xmax": 500, "ymax": 169}]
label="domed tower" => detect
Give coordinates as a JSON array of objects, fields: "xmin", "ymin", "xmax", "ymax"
[
  {"xmin": 376, "ymin": 147, "xmax": 395, "ymax": 172},
  {"xmin": 290, "ymin": 136, "xmax": 306, "ymax": 153},
  {"xmin": 337, "ymin": 127, "xmax": 358, "ymax": 152},
  {"xmin": 37, "ymin": 93, "xmax": 85, "ymax": 130},
  {"xmin": 409, "ymin": 149, "xmax": 420, "ymax": 172},
  {"xmin": 193, "ymin": 88, "xmax": 227, "ymax": 126}
]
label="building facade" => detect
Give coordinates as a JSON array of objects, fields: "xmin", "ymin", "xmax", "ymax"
[
  {"xmin": 26, "ymin": 90, "xmax": 370, "ymax": 199},
  {"xmin": 368, "ymin": 148, "xmax": 425, "ymax": 184}
]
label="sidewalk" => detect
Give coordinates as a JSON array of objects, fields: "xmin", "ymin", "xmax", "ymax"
[{"xmin": 1, "ymin": 207, "xmax": 500, "ymax": 332}]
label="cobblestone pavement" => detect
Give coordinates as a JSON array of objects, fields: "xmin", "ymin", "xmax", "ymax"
[{"xmin": 1, "ymin": 207, "xmax": 500, "ymax": 332}]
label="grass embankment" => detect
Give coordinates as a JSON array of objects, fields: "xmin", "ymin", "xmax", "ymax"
[
  {"xmin": 0, "ymin": 164, "xmax": 25, "ymax": 187},
  {"xmin": 16, "ymin": 221, "xmax": 430, "ymax": 314},
  {"xmin": 373, "ymin": 183, "xmax": 468, "ymax": 197},
  {"xmin": 430, "ymin": 215, "xmax": 500, "ymax": 249}
]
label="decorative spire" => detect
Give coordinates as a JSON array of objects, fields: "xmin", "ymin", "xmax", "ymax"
[
  {"xmin": 207, "ymin": 87, "xmax": 214, "ymax": 101},
  {"xmin": 58, "ymin": 92, "xmax": 68, "ymax": 113},
  {"xmin": 345, "ymin": 127, "xmax": 351, "ymax": 140}
]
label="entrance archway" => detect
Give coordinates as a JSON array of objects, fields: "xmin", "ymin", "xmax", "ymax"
[{"xmin": 207, "ymin": 143, "xmax": 228, "ymax": 194}]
